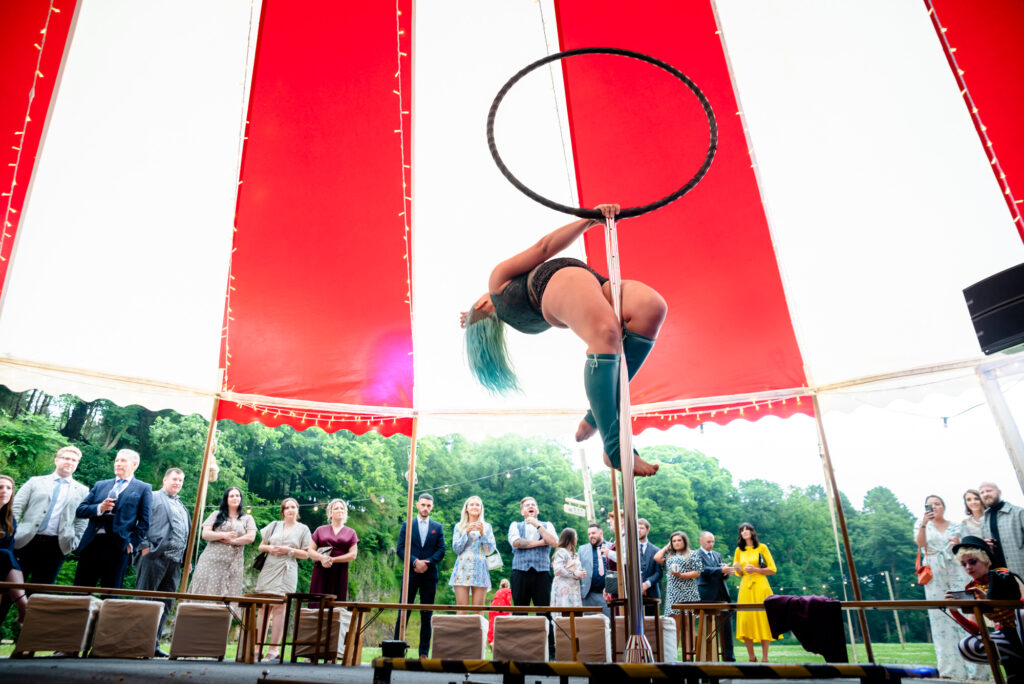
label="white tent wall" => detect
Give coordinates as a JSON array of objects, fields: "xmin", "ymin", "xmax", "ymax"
[
  {"xmin": 0, "ymin": 0, "xmax": 1018, "ymax": 500},
  {"xmin": 413, "ymin": 0, "xmax": 591, "ymax": 439},
  {"xmin": 714, "ymin": 0, "xmax": 1024, "ymax": 387},
  {"xmin": 0, "ymin": 0, "xmax": 258, "ymax": 417}
]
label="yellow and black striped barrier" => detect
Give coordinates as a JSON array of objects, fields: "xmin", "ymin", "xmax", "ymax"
[{"xmin": 371, "ymin": 657, "xmax": 939, "ymax": 684}]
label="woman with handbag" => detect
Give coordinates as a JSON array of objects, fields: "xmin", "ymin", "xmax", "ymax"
[
  {"xmin": 308, "ymin": 498, "xmax": 359, "ymax": 601},
  {"xmin": 187, "ymin": 487, "xmax": 257, "ymax": 600},
  {"xmin": 733, "ymin": 523, "xmax": 776, "ymax": 662},
  {"xmin": 255, "ymin": 498, "xmax": 313, "ymax": 661},
  {"xmin": 448, "ymin": 495, "xmax": 497, "ymax": 610},
  {"xmin": 915, "ymin": 494, "xmax": 975, "ymax": 679}
]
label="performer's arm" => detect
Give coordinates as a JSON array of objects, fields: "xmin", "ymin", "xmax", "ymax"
[{"xmin": 486, "ymin": 204, "xmax": 619, "ymax": 294}]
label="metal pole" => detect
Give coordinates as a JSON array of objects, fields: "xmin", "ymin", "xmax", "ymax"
[
  {"xmin": 821, "ymin": 443, "xmax": 859, "ymax": 662},
  {"xmin": 579, "ymin": 449, "xmax": 596, "ymax": 522},
  {"xmin": 603, "ymin": 215, "xmax": 652, "ymax": 663},
  {"xmin": 180, "ymin": 396, "xmax": 220, "ymax": 591},
  {"xmin": 978, "ymin": 367, "xmax": 1024, "ymax": 493},
  {"xmin": 813, "ymin": 394, "xmax": 874, "ymax": 662},
  {"xmin": 397, "ymin": 418, "xmax": 419, "ymax": 641},
  {"xmin": 882, "ymin": 571, "xmax": 906, "ymax": 648}
]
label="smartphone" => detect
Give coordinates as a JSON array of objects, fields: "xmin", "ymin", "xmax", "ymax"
[
  {"xmin": 948, "ymin": 590, "xmax": 976, "ymax": 600},
  {"xmin": 925, "ymin": 503, "xmax": 933, "ymax": 513}
]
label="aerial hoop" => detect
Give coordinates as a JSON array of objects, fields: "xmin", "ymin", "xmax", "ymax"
[{"xmin": 487, "ymin": 47, "xmax": 718, "ymax": 219}]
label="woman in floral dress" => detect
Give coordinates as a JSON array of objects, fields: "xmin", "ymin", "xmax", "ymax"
[
  {"xmin": 448, "ymin": 495, "xmax": 496, "ymax": 609},
  {"xmin": 187, "ymin": 487, "xmax": 257, "ymax": 599},
  {"xmin": 654, "ymin": 531, "xmax": 702, "ymax": 617},
  {"xmin": 915, "ymin": 494, "xmax": 977, "ymax": 679},
  {"xmin": 550, "ymin": 528, "xmax": 585, "ymax": 614}
]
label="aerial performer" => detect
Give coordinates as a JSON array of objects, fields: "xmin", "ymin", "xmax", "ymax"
[{"xmin": 460, "ymin": 203, "xmax": 664, "ymax": 477}]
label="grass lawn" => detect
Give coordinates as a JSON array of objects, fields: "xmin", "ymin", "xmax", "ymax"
[
  {"xmin": 768, "ymin": 642, "xmax": 936, "ymax": 667},
  {"xmin": 2, "ymin": 639, "xmax": 937, "ymax": 667}
]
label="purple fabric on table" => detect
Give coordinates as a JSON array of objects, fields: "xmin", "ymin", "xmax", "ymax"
[{"xmin": 765, "ymin": 594, "xmax": 848, "ymax": 663}]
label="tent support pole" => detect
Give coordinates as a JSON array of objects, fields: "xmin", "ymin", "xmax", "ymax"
[
  {"xmin": 180, "ymin": 396, "xmax": 220, "ymax": 592},
  {"xmin": 813, "ymin": 394, "xmax": 874, "ymax": 663},
  {"xmin": 397, "ymin": 418, "xmax": 420, "ymax": 641},
  {"xmin": 978, "ymin": 367, "xmax": 1024, "ymax": 493},
  {"xmin": 603, "ymin": 215, "xmax": 652, "ymax": 663}
]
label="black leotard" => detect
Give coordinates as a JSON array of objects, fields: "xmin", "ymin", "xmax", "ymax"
[{"xmin": 489, "ymin": 257, "xmax": 608, "ymax": 334}]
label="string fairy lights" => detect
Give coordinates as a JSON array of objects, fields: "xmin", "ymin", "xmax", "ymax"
[
  {"xmin": 2, "ymin": 2, "xmax": 62, "ymax": 264},
  {"xmin": 217, "ymin": 460, "xmax": 540, "ymax": 515},
  {"xmin": 218, "ymin": 0, "xmax": 414, "ymax": 433},
  {"xmin": 925, "ymin": 0, "xmax": 1023, "ymax": 233},
  {"xmin": 393, "ymin": 0, "xmax": 413, "ymax": 315},
  {"xmin": 631, "ymin": 393, "xmax": 811, "ymax": 428},
  {"xmin": 220, "ymin": 0, "xmax": 260, "ymax": 397}
]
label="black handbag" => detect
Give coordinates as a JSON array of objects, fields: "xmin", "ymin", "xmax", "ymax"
[
  {"xmin": 758, "ymin": 552, "xmax": 768, "ymax": 569},
  {"xmin": 252, "ymin": 521, "xmax": 277, "ymax": 571}
]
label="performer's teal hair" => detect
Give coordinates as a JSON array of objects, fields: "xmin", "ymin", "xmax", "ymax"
[{"xmin": 464, "ymin": 307, "xmax": 521, "ymax": 395}]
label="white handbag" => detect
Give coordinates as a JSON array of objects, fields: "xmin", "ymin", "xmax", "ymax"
[{"xmin": 485, "ymin": 553, "xmax": 503, "ymax": 570}]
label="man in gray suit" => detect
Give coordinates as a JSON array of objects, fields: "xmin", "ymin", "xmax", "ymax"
[
  {"xmin": 578, "ymin": 522, "xmax": 610, "ymax": 618},
  {"xmin": 0, "ymin": 446, "xmax": 89, "ymax": 624},
  {"xmin": 12, "ymin": 446, "xmax": 89, "ymax": 584},
  {"xmin": 136, "ymin": 467, "xmax": 191, "ymax": 657}
]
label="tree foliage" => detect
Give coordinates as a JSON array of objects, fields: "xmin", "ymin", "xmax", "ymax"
[{"xmin": 0, "ymin": 388, "xmax": 927, "ymax": 644}]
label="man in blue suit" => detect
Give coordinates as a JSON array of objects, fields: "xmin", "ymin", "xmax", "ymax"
[
  {"xmin": 394, "ymin": 493, "xmax": 445, "ymax": 657},
  {"xmin": 697, "ymin": 531, "xmax": 736, "ymax": 661},
  {"xmin": 74, "ymin": 449, "xmax": 152, "ymax": 588}
]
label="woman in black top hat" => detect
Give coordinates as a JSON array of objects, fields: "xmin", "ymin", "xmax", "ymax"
[{"xmin": 948, "ymin": 535, "xmax": 1024, "ymax": 682}]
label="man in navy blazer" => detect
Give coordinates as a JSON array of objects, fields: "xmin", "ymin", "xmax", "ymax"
[
  {"xmin": 394, "ymin": 493, "xmax": 445, "ymax": 657},
  {"xmin": 74, "ymin": 449, "xmax": 152, "ymax": 588},
  {"xmin": 608, "ymin": 517, "xmax": 663, "ymax": 615}
]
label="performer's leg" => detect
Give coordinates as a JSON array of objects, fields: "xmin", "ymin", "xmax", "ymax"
[
  {"xmin": 578, "ymin": 329, "xmax": 656, "ymax": 435},
  {"xmin": 542, "ymin": 269, "xmax": 659, "ymax": 475}
]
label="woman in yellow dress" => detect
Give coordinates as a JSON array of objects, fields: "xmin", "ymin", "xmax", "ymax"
[{"xmin": 732, "ymin": 522, "xmax": 776, "ymax": 662}]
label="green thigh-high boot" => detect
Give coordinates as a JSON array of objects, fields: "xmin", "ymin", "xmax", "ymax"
[
  {"xmin": 583, "ymin": 353, "xmax": 626, "ymax": 469},
  {"xmin": 582, "ymin": 330, "xmax": 656, "ymax": 429}
]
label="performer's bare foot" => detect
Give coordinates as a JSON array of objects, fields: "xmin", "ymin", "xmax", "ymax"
[
  {"xmin": 575, "ymin": 417, "xmax": 597, "ymax": 442},
  {"xmin": 603, "ymin": 451, "xmax": 659, "ymax": 477}
]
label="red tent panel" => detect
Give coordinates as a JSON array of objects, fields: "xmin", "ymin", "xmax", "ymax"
[
  {"xmin": 0, "ymin": 0, "xmax": 76, "ymax": 296},
  {"xmin": 928, "ymin": 0, "xmax": 1024, "ymax": 241},
  {"xmin": 554, "ymin": 0, "xmax": 812, "ymax": 432},
  {"xmin": 217, "ymin": 0, "xmax": 414, "ymax": 436}
]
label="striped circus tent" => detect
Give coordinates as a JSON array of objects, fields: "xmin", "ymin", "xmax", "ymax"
[{"xmin": 1, "ymin": 0, "xmax": 1022, "ymax": 462}]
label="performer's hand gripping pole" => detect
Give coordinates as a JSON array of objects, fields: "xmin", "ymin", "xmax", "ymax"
[{"xmin": 603, "ymin": 214, "xmax": 654, "ymax": 663}]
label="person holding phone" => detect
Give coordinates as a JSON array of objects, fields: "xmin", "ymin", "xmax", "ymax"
[{"xmin": 915, "ymin": 494, "xmax": 976, "ymax": 679}]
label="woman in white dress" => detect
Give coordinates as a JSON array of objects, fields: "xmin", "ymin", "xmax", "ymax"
[{"xmin": 915, "ymin": 494, "xmax": 977, "ymax": 679}]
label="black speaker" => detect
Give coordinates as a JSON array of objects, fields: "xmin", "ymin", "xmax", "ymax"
[{"xmin": 963, "ymin": 262, "xmax": 1024, "ymax": 355}]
